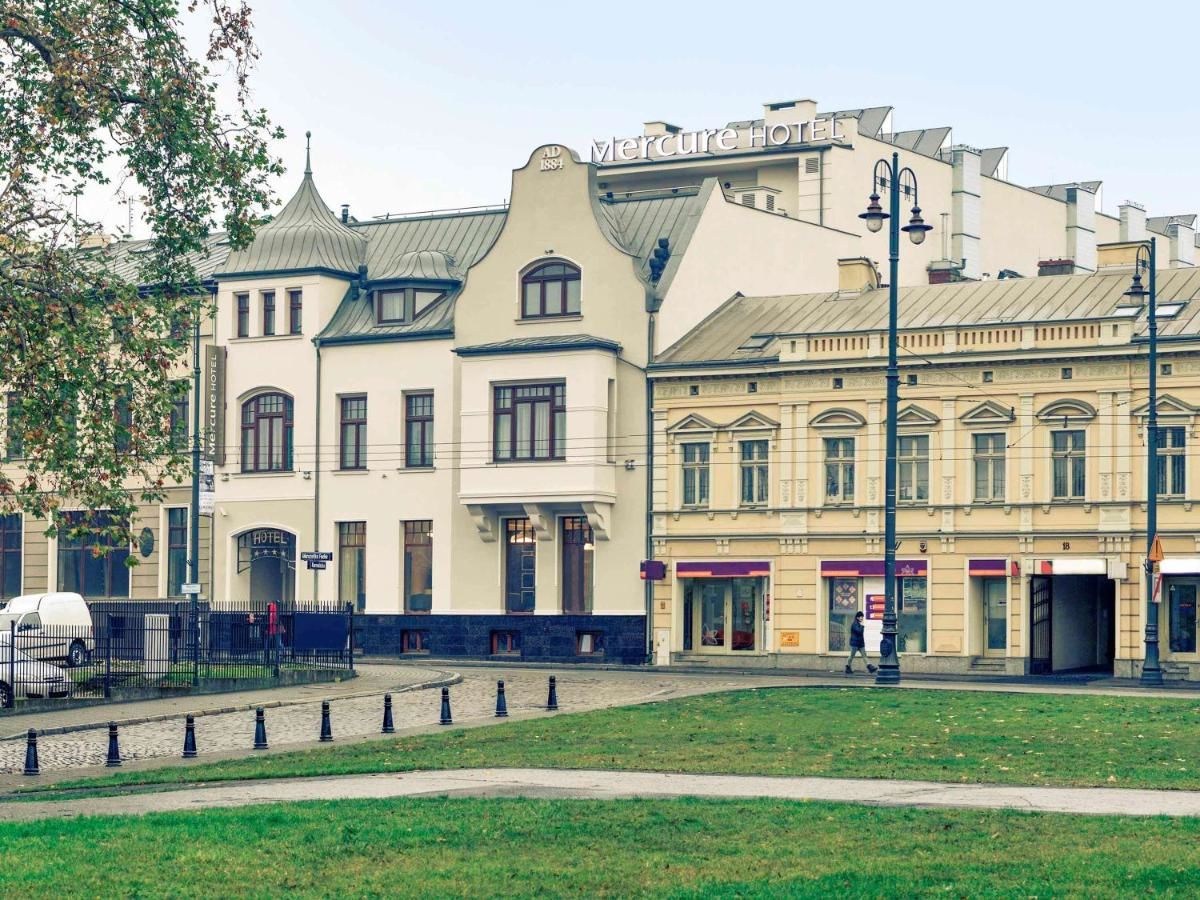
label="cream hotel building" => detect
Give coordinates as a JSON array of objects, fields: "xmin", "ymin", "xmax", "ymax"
[{"xmin": 43, "ymin": 96, "xmax": 1199, "ymax": 678}]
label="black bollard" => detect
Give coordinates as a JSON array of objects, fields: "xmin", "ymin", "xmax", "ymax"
[
  {"xmin": 495, "ymin": 680, "xmax": 508, "ymax": 718},
  {"xmin": 22, "ymin": 728, "xmax": 39, "ymax": 776},
  {"xmin": 381, "ymin": 693, "xmax": 394, "ymax": 734},
  {"xmin": 546, "ymin": 675, "xmax": 559, "ymax": 711},
  {"xmin": 106, "ymin": 722, "xmax": 122, "ymax": 767},
  {"xmin": 319, "ymin": 700, "xmax": 333, "ymax": 742},
  {"xmin": 253, "ymin": 706, "xmax": 269, "ymax": 750},
  {"xmin": 182, "ymin": 714, "xmax": 197, "ymax": 759},
  {"xmin": 439, "ymin": 686, "xmax": 452, "ymax": 725}
]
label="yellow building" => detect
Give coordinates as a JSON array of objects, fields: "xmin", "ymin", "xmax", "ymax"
[{"xmin": 649, "ymin": 250, "xmax": 1200, "ymax": 680}]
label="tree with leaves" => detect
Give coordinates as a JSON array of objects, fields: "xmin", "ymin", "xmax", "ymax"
[{"xmin": 0, "ymin": 0, "xmax": 281, "ymax": 548}]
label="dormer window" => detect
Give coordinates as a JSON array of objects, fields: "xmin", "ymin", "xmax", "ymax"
[
  {"xmin": 375, "ymin": 287, "xmax": 446, "ymax": 325},
  {"xmin": 521, "ymin": 261, "xmax": 580, "ymax": 318}
]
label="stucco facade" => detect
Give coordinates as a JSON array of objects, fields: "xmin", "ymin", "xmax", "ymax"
[{"xmin": 649, "ymin": 255, "xmax": 1200, "ymax": 679}]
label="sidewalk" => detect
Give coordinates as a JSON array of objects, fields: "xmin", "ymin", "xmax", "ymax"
[
  {"xmin": 5, "ymin": 767, "xmax": 1200, "ymax": 822},
  {"xmin": 0, "ymin": 664, "xmax": 456, "ymax": 741}
]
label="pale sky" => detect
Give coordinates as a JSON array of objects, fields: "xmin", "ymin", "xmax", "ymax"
[{"xmin": 93, "ymin": 0, "xmax": 1200, "ymax": 234}]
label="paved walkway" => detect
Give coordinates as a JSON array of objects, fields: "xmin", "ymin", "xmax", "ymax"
[
  {"xmin": 5, "ymin": 768, "xmax": 1200, "ymax": 821},
  {"xmin": 0, "ymin": 667, "xmax": 758, "ymax": 782},
  {"xmin": 0, "ymin": 663, "xmax": 444, "ymax": 741}
]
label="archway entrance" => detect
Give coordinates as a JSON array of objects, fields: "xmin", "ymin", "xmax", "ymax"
[{"xmin": 236, "ymin": 528, "xmax": 296, "ymax": 606}]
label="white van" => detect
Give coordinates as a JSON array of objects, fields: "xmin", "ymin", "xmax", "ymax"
[{"xmin": 0, "ymin": 592, "xmax": 94, "ymax": 667}]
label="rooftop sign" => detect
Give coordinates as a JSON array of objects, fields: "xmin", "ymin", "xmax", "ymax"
[{"xmin": 593, "ymin": 117, "xmax": 847, "ymax": 164}]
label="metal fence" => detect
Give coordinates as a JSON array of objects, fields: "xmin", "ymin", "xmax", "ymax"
[{"xmin": 1, "ymin": 601, "xmax": 354, "ymax": 711}]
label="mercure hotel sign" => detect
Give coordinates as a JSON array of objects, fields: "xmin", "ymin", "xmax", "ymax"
[{"xmin": 592, "ymin": 117, "xmax": 847, "ymax": 164}]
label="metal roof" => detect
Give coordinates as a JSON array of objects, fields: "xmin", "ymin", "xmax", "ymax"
[
  {"xmin": 599, "ymin": 186, "xmax": 706, "ymax": 282},
  {"xmin": 87, "ymin": 233, "xmax": 231, "ymax": 286},
  {"xmin": 220, "ymin": 171, "xmax": 366, "ymax": 277},
  {"xmin": 354, "ymin": 209, "xmax": 506, "ymax": 281},
  {"xmin": 883, "ymin": 127, "xmax": 952, "ymax": 158},
  {"xmin": 1147, "ymin": 214, "xmax": 1198, "ymax": 234},
  {"xmin": 979, "ymin": 147, "xmax": 1008, "ymax": 179},
  {"xmin": 455, "ymin": 334, "xmax": 621, "ymax": 356},
  {"xmin": 655, "ymin": 268, "xmax": 1200, "ymax": 366},
  {"xmin": 1027, "ymin": 181, "xmax": 1102, "ymax": 202}
]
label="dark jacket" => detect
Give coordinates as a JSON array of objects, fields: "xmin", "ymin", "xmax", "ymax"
[{"xmin": 849, "ymin": 619, "xmax": 866, "ymax": 648}]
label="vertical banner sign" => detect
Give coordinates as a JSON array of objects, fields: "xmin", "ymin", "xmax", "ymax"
[
  {"xmin": 199, "ymin": 460, "xmax": 215, "ymax": 516},
  {"xmin": 204, "ymin": 345, "xmax": 225, "ymax": 465},
  {"xmin": 864, "ymin": 594, "xmax": 885, "ymax": 654}
]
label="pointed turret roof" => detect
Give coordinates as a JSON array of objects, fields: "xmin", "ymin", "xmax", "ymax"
[{"xmin": 220, "ymin": 132, "xmax": 366, "ymax": 278}]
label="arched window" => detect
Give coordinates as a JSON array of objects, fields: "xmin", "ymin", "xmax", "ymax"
[
  {"xmin": 521, "ymin": 261, "xmax": 580, "ymax": 318},
  {"xmin": 241, "ymin": 392, "xmax": 293, "ymax": 472}
]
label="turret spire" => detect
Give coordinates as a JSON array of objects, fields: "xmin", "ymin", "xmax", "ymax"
[{"xmin": 305, "ymin": 130, "xmax": 312, "ymax": 176}]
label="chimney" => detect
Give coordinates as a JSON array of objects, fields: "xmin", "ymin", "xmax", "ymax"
[
  {"xmin": 1119, "ymin": 201, "xmax": 1146, "ymax": 242},
  {"xmin": 78, "ymin": 232, "xmax": 111, "ymax": 249},
  {"xmin": 1065, "ymin": 185, "xmax": 1097, "ymax": 273},
  {"xmin": 643, "ymin": 121, "xmax": 681, "ymax": 137},
  {"xmin": 764, "ymin": 98, "xmax": 818, "ymax": 129},
  {"xmin": 1037, "ymin": 258, "xmax": 1075, "ymax": 277},
  {"xmin": 340, "ymin": 204, "xmax": 350, "ymax": 224},
  {"xmin": 1096, "ymin": 241, "xmax": 1144, "ymax": 270},
  {"xmin": 950, "ymin": 146, "xmax": 982, "ymax": 280},
  {"xmin": 1169, "ymin": 220, "xmax": 1196, "ymax": 268},
  {"xmin": 838, "ymin": 257, "xmax": 880, "ymax": 295}
]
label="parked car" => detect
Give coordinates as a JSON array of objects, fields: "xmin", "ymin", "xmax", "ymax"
[
  {"xmin": 0, "ymin": 638, "xmax": 71, "ymax": 706},
  {"xmin": 0, "ymin": 592, "xmax": 94, "ymax": 667}
]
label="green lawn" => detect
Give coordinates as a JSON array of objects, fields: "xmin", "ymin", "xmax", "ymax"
[
  {"xmin": 30, "ymin": 686, "xmax": 1200, "ymax": 794},
  {"xmin": 1, "ymin": 797, "xmax": 1198, "ymax": 898}
]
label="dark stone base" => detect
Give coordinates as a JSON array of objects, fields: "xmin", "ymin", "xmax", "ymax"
[{"xmin": 352, "ymin": 614, "xmax": 647, "ymax": 665}]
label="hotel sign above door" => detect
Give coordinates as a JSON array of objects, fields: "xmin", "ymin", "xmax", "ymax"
[{"xmin": 593, "ymin": 117, "xmax": 847, "ymax": 164}]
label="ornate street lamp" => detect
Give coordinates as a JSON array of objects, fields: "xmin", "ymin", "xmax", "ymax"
[
  {"xmin": 859, "ymin": 152, "xmax": 929, "ymax": 686},
  {"xmin": 1125, "ymin": 239, "xmax": 1162, "ymax": 686}
]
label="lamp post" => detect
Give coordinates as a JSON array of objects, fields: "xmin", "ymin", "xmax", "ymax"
[
  {"xmin": 1124, "ymin": 238, "xmax": 1162, "ymax": 686},
  {"xmin": 859, "ymin": 152, "xmax": 931, "ymax": 687},
  {"xmin": 189, "ymin": 291, "xmax": 203, "ymax": 687}
]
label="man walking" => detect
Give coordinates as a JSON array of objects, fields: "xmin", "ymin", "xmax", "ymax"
[{"xmin": 846, "ymin": 611, "xmax": 877, "ymax": 675}]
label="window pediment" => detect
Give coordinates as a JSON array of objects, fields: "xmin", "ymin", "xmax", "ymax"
[
  {"xmin": 727, "ymin": 411, "xmax": 779, "ymax": 432},
  {"xmin": 1131, "ymin": 394, "xmax": 1198, "ymax": 421},
  {"xmin": 1036, "ymin": 399, "xmax": 1096, "ymax": 423},
  {"xmin": 960, "ymin": 400, "xmax": 1015, "ymax": 426},
  {"xmin": 810, "ymin": 408, "xmax": 867, "ymax": 429},
  {"xmin": 666, "ymin": 413, "xmax": 719, "ymax": 436},
  {"xmin": 896, "ymin": 403, "xmax": 940, "ymax": 427}
]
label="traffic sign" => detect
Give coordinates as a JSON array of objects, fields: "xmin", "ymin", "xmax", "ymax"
[
  {"xmin": 301, "ymin": 551, "xmax": 333, "ymax": 562},
  {"xmin": 1149, "ymin": 535, "xmax": 1165, "ymax": 564},
  {"xmin": 181, "ymin": 583, "xmax": 201, "ymax": 595},
  {"xmin": 306, "ymin": 560, "xmax": 327, "ymax": 570}
]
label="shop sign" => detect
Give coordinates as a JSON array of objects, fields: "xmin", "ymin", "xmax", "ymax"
[
  {"xmin": 865, "ymin": 594, "xmax": 886, "ymax": 620},
  {"xmin": 778, "ymin": 631, "xmax": 800, "ymax": 648},
  {"xmin": 593, "ymin": 117, "xmax": 846, "ymax": 164}
]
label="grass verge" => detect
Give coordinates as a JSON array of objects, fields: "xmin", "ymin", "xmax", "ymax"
[
  {"xmin": 20, "ymin": 686, "xmax": 1200, "ymax": 794},
  {"xmin": 1, "ymin": 797, "xmax": 1199, "ymax": 898}
]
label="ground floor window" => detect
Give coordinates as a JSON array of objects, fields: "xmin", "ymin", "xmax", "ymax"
[
  {"xmin": 57, "ymin": 511, "xmax": 130, "ymax": 598},
  {"xmin": 491, "ymin": 630, "xmax": 520, "ymax": 654},
  {"xmin": 898, "ymin": 577, "xmax": 928, "ymax": 653},
  {"xmin": 828, "ymin": 577, "xmax": 859, "ymax": 651},
  {"xmin": 504, "ymin": 518, "xmax": 536, "ymax": 613},
  {"xmin": 1168, "ymin": 579, "xmax": 1198, "ymax": 653},
  {"xmin": 166, "ymin": 508, "xmax": 188, "ymax": 597},
  {"xmin": 338, "ymin": 522, "xmax": 366, "ymax": 612},
  {"xmin": 561, "ymin": 516, "xmax": 594, "ymax": 614},
  {"xmin": 576, "ymin": 631, "xmax": 604, "ymax": 656},
  {"xmin": 0, "ymin": 513, "xmax": 20, "ymax": 598},
  {"xmin": 403, "ymin": 520, "xmax": 432, "ymax": 613},
  {"xmin": 401, "ymin": 629, "xmax": 430, "ymax": 653}
]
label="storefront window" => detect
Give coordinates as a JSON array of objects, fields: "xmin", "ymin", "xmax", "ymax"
[
  {"xmin": 828, "ymin": 577, "xmax": 859, "ymax": 651},
  {"xmin": 899, "ymin": 576, "xmax": 927, "ymax": 653},
  {"xmin": 1169, "ymin": 581, "xmax": 1197, "ymax": 653}
]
